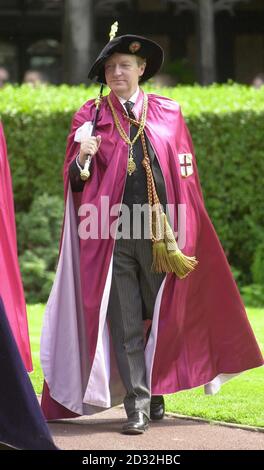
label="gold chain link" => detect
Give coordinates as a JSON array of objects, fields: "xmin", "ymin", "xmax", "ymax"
[{"xmin": 107, "ymin": 93, "xmax": 148, "ymax": 148}]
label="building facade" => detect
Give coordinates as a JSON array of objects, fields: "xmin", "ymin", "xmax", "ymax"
[{"xmin": 0, "ymin": 0, "xmax": 263, "ymax": 85}]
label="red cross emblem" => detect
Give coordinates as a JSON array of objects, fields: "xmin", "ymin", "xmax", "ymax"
[
  {"xmin": 179, "ymin": 153, "xmax": 193, "ymax": 178},
  {"xmin": 129, "ymin": 41, "xmax": 141, "ymax": 54}
]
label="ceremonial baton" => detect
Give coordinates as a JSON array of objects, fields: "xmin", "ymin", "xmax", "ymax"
[{"xmin": 80, "ymin": 21, "xmax": 119, "ymax": 182}]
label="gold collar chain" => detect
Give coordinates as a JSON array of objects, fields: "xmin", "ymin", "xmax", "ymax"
[
  {"xmin": 107, "ymin": 93, "xmax": 148, "ymax": 146},
  {"xmin": 107, "ymin": 93, "xmax": 148, "ymax": 175}
]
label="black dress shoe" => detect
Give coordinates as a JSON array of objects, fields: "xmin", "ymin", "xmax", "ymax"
[
  {"xmin": 122, "ymin": 411, "xmax": 149, "ymax": 435},
  {"xmin": 150, "ymin": 395, "xmax": 165, "ymax": 420}
]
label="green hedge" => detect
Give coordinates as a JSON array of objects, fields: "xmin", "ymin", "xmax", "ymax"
[
  {"xmin": 1, "ymin": 83, "xmax": 264, "ymax": 287},
  {"xmin": 17, "ymin": 193, "xmax": 63, "ymax": 303}
]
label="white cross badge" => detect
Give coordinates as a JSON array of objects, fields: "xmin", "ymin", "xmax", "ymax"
[{"xmin": 178, "ymin": 153, "xmax": 193, "ymax": 178}]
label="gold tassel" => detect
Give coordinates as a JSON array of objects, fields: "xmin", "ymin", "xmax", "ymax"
[
  {"xmin": 137, "ymin": 124, "xmax": 198, "ymax": 279},
  {"xmin": 168, "ymin": 250, "xmax": 198, "ymax": 278},
  {"xmin": 151, "ymin": 208, "xmax": 171, "ymax": 273},
  {"xmin": 151, "ymin": 212, "xmax": 198, "ymax": 278},
  {"xmin": 152, "ymin": 240, "xmax": 172, "ymax": 273}
]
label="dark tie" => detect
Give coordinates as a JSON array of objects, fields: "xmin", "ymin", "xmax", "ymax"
[
  {"xmin": 124, "ymin": 100, "xmax": 137, "ymax": 146},
  {"xmin": 122, "ymin": 99, "xmax": 149, "ymax": 236},
  {"xmin": 124, "ymin": 100, "xmax": 135, "ymax": 119}
]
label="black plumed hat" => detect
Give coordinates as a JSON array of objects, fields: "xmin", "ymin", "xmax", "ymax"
[{"xmin": 88, "ymin": 34, "xmax": 164, "ymax": 84}]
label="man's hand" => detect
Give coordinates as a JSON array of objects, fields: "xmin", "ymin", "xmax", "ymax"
[{"xmin": 79, "ymin": 135, "xmax": 101, "ymax": 166}]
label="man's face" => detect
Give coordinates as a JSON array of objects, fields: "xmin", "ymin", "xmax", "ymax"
[{"xmin": 104, "ymin": 53, "xmax": 146, "ymax": 99}]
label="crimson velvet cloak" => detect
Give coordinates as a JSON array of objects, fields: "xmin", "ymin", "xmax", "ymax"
[
  {"xmin": 0, "ymin": 122, "xmax": 32, "ymax": 371},
  {"xmin": 41, "ymin": 90, "xmax": 263, "ymax": 419}
]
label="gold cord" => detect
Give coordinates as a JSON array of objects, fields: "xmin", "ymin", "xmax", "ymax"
[
  {"xmin": 107, "ymin": 94, "xmax": 198, "ymax": 277},
  {"xmin": 107, "ymin": 93, "xmax": 148, "ymax": 175}
]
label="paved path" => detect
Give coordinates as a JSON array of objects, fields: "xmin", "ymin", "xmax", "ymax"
[{"xmin": 48, "ymin": 406, "xmax": 264, "ymax": 450}]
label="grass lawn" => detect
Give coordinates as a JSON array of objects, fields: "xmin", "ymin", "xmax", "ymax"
[{"xmin": 27, "ymin": 305, "xmax": 264, "ymax": 427}]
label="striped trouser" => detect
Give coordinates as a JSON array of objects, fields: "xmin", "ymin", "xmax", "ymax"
[{"xmin": 107, "ymin": 237, "xmax": 165, "ymax": 418}]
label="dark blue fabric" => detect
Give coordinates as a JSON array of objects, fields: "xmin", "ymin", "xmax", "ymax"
[{"xmin": 0, "ymin": 297, "xmax": 57, "ymax": 450}]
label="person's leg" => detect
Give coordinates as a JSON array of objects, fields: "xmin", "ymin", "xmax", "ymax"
[
  {"xmin": 136, "ymin": 238, "xmax": 166, "ymax": 322},
  {"xmin": 107, "ymin": 238, "xmax": 151, "ymax": 420},
  {"xmin": 136, "ymin": 238, "xmax": 166, "ymax": 420}
]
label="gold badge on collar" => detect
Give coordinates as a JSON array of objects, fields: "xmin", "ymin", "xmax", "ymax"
[
  {"xmin": 129, "ymin": 41, "xmax": 141, "ymax": 53},
  {"xmin": 178, "ymin": 153, "xmax": 193, "ymax": 178}
]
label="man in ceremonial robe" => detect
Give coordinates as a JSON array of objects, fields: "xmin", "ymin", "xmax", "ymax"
[
  {"xmin": 41, "ymin": 35, "xmax": 263, "ymax": 434},
  {"xmin": 0, "ymin": 123, "xmax": 56, "ymax": 449},
  {"xmin": 0, "ymin": 298, "xmax": 57, "ymax": 450},
  {"xmin": 0, "ymin": 122, "xmax": 32, "ymax": 371}
]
